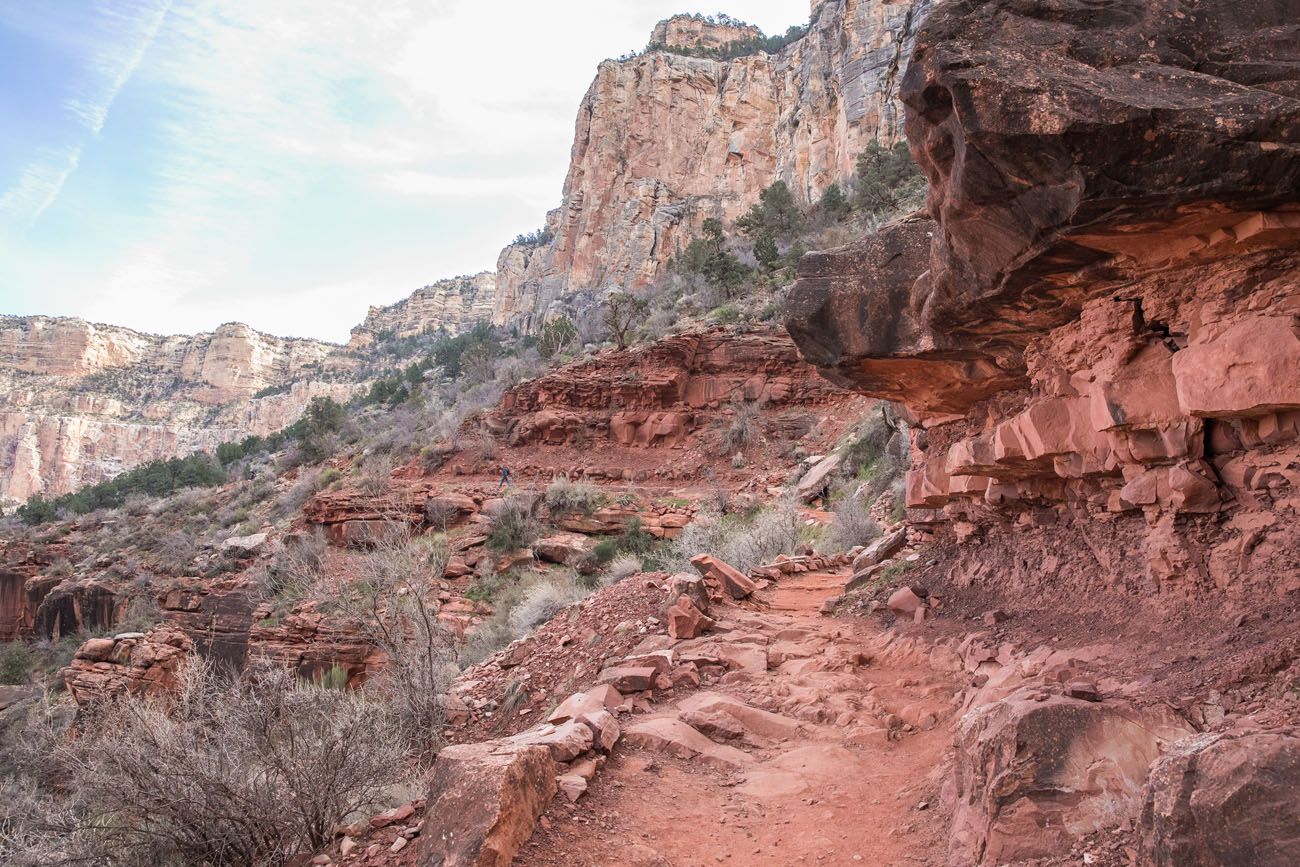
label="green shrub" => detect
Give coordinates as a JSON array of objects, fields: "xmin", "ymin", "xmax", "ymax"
[
  {"xmin": 856, "ymin": 141, "xmax": 925, "ymax": 214},
  {"xmin": 486, "ymin": 498, "xmax": 539, "ymax": 552},
  {"xmin": 252, "ymin": 383, "xmax": 292, "ymax": 399},
  {"xmin": 736, "ymin": 180, "xmax": 804, "ymax": 241},
  {"xmin": 290, "ymin": 397, "xmax": 347, "ymax": 464},
  {"xmin": 819, "ymin": 183, "xmax": 851, "ymax": 218},
  {"xmin": 0, "ymin": 642, "xmax": 32, "ymax": 685},
  {"xmin": 591, "ymin": 539, "xmax": 618, "ymax": 564},
  {"xmin": 512, "ymin": 227, "xmax": 554, "ymax": 247},
  {"xmin": 709, "ymin": 303, "xmax": 741, "ymax": 324},
  {"xmin": 16, "ymin": 496, "xmax": 56, "ymax": 525},
  {"xmin": 545, "ymin": 478, "xmax": 605, "ymax": 515},
  {"xmin": 679, "ymin": 219, "xmax": 750, "ymax": 299}
]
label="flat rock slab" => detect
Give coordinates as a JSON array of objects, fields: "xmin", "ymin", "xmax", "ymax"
[
  {"xmin": 678, "ymin": 692, "xmax": 804, "ymax": 742},
  {"xmin": 624, "ymin": 717, "xmax": 753, "ymax": 770}
]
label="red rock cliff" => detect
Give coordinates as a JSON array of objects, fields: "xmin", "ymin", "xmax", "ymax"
[{"xmin": 787, "ymin": 0, "xmax": 1300, "ymax": 593}]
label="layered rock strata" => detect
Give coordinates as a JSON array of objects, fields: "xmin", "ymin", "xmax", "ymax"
[
  {"xmin": 787, "ymin": 0, "xmax": 1300, "ymax": 593},
  {"xmin": 481, "ymin": 327, "xmax": 847, "ymax": 453},
  {"xmin": 649, "ymin": 14, "xmax": 762, "ymax": 51}
]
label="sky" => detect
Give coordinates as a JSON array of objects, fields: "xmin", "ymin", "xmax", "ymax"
[{"xmin": 0, "ymin": 0, "xmax": 806, "ymax": 343}]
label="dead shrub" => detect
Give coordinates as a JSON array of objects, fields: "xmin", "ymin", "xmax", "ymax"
[
  {"xmin": 259, "ymin": 529, "xmax": 328, "ymax": 604},
  {"xmin": 487, "ymin": 496, "xmax": 540, "ymax": 552},
  {"xmin": 718, "ymin": 398, "xmax": 762, "ymax": 455},
  {"xmin": 602, "ymin": 553, "xmax": 643, "ymax": 585},
  {"xmin": 665, "ymin": 501, "xmax": 803, "ymax": 574},
  {"xmin": 545, "ymin": 477, "xmax": 605, "ymax": 515},
  {"xmin": 55, "ymin": 661, "xmax": 404, "ymax": 866},
  {"xmin": 345, "ymin": 530, "xmax": 458, "ymax": 762},
  {"xmin": 507, "ymin": 570, "xmax": 589, "ymax": 637},
  {"xmin": 819, "ymin": 495, "xmax": 881, "ymax": 553}
]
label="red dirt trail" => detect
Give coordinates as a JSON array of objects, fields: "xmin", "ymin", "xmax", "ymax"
[{"xmin": 515, "ymin": 566, "xmax": 956, "ymax": 867}]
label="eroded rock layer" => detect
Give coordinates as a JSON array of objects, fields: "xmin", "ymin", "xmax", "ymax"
[
  {"xmin": 347, "ymin": 272, "xmax": 496, "ymax": 350},
  {"xmin": 482, "ymin": 327, "xmax": 848, "ymax": 453},
  {"xmin": 786, "ymin": 0, "xmax": 1300, "ymax": 593}
]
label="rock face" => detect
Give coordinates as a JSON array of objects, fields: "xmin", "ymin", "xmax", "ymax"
[
  {"xmin": 2, "ymin": 4, "xmax": 929, "ymax": 503},
  {"xmin": 950, "ymin": 690, "xmax": 1193, "ymax": 865},
  {"xmin": 491, "ymin": 0, "xmax": 931, "ymax": 331},
  {"xmin": 786, "ymin": 0, "xmax": 1300, "ymax": 593},
  {"xmin": 0, "ymin": 316, "xmax": 356, "ymax": 505},
  {"xmin": 482, "ymin": 327, "xmax": 846, "ymax": 453},
  {"xmin": 1141, "ymin": 729, "xmax": 1300, "ymax": 867},
  {"xmin": 347, "ymin": 272, "xmax": 496, "ymax": 349}
]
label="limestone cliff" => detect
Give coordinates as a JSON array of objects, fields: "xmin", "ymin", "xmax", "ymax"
[
  {"xmin": 0, "ymin": 316, "xmax": 357, "ymax": 505},
  {"xmin": 347, "ymin": 272, "xmax": 496, "ymax": 349},
  {"xmin": 786, "ymin": 0, "xmax": 1300, "ymax": 594},
  {"xmin": 491, "ymin": 0, "xmax": 931, "ymax": 332}
]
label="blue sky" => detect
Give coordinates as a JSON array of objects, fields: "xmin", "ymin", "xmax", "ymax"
[{"xmin": 0, "ymin": 0, "xmax": 806, "ymax": 342}]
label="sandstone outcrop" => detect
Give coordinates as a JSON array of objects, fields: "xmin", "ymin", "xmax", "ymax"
[
  {"xmin": 950, "ymin": 689, "xmax": 1193, "ymax": 865},
  {"xmin": 0, "ymin": 316, "xmax": 355, "ymax": 505},
  {"xmin": 786, "ymin": 0, "xmax": 1300, "ymax": 592},
  {"xmin": 491, "ymin": 0, "xmax": 932, "ymax": 331},
  {"xmin": 649, "ymin": 14, "xmax": 761, "ymax": 52},
  {"xmin": 62, "ymin": 625, "xmax": 193, "ymax": 704}
]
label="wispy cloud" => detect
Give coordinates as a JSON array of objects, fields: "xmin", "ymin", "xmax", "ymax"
[
  {"xmin": 0, "ymin": 0, "xmax": 171, "ymax": 234},
  {"xmin": 0, "ymin": 146, "xmax": 81, "ymax": 230}
]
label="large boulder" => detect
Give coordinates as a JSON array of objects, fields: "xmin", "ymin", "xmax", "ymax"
[
  {"xmin": 852, "ymin": 527, "xmax": 907, "ymax": 573},
  {"xmin": 416, "ymin": 741, "xmax": 556, "ymax": 867},
  {"xmin": 1141, "ymin": 729, "xmax": 1300, "ymax": 867},
  {"xmin": 533, "ymin": 532, "xmax": 593, "ymax": 565},
  {"xmin": 690, "ymin": 554, "xmax": 757, "ymax": 600},
  {"xmin": 950, "ymin": 689, "xmax": 1193, "ymax": 865},
  {"xmin": 794, "ymin": 453, "xmax": 843, "ymax": 502},
  {"xmin": 666, "ymin": 595, "xmax": 713, "ymax": 640}
]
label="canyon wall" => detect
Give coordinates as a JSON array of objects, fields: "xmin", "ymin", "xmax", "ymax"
[
  {"xmin": 0, "ymin": 316, "xmax": 357, "ymax": 505},
  {"xmin": 0, "ymin": 2, "xmax": 928, "ymax": 504},
  {"xmin": 786, "ymin": 0, "xmax": 1300, "ymax": 595},
  {"xmin": 491, "ymin": 1, "xmax": 931, "ymax": 332}
]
